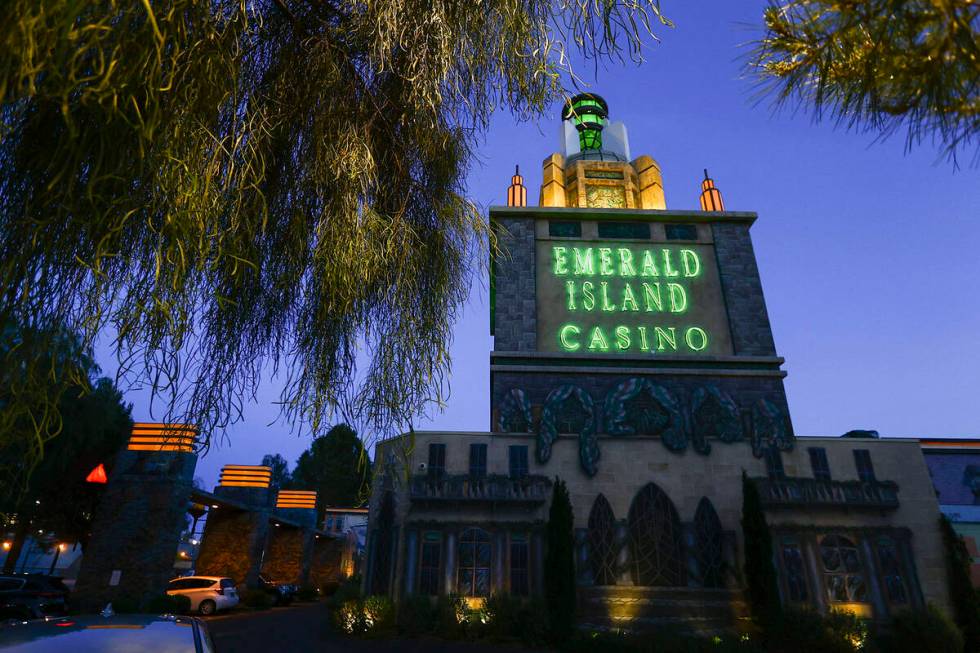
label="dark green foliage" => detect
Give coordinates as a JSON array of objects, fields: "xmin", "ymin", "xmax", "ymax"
[
  {"xmin": 940, "ymin": 515, "xmax": 980, "ymax": 652},
  {"xmin": 879, "ymin": 605, "xmax": 963, "ymax": 653},
  {"xmin": 243, "ymin": 589, "xmax": 274, "ymax": 610},
  {"xmin": 545, "ymin": 477, "xmax": 576, "ymax": 643},
  {"xmin": 396, "ymin": 595, "xmax": 437, "ymax": 636},
  {"xmin": 144, "ymin": 593, "xmax": 192, "ymax": 614},
  {"xmin": 291, "ymin": 424, "xmax": 371, "ymax": 520},
  {"xmin": 362, "ymin": 595, "xmax": 396, "ymax": 637},
  {"xmin": 741, "ymin": 471, "xmax": 781, "ymax": 627},
  {"xmin": 765, "ymin": 607, "xmax": 866, "ymax": 653},
  {"xmin": 560, "ymin": 628, "xmax": 761, "ymax": 653},
  {"xmin": 111, "ymin": 596, "xmax": 140, "ymax": 614},
  {"xmin": 433, "ymin": 594, "xmax": 468, "ymax": 640},
  {"xmin": 261, "ymin": 454, "xmax": 292, "ymax": 490}
]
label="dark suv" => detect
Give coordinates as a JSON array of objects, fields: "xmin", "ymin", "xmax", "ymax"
[
  {"xmin": 0, "ymin": 574, "xmax": 69, "ymax": 621},
  {"xmin": 257, "ymin": 575, "xmax": 295, "ymax": 606}
]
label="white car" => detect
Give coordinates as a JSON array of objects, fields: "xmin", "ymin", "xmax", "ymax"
[{"xmin": 166, "ymin": 576, "xmax": 239, "ymax": 615}]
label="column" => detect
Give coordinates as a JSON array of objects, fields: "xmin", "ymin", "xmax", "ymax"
[
  {"xmin": 444, "ymin": 531, "xmax": 457, "ymax": 595},
  {"xmin": 404, "ymin": 529, "xmax": 418, "ymax": 596}
]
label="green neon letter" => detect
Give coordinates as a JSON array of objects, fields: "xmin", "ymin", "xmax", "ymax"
[
  {"xmin": 638, "ymin": 326, "xmax": 650, "ymax": 351},
  {"xmin": 582, "ymin": 281, "xmax": 595, "ymax": 311},
  {"xmin": 553, "ymin": 246, "xmax": 569, "ymax": 275},
  {"xmin": 621, "ymin": 283, "xmax": 639, "ymax": 311},
  {"xmin": 641, "ymin": 249, "xmax": 659, "ymax": 277},
  {"xmin": 654, "ymin": 326, "xmax": 677, "ymax": 352},
  {"xmin": 573, "ymin": 248, "xmax": 595, "ymax": 276},
  {"xmin": 565, "ymin": 280, "xmax": 577, "ymax": 311},
  {"xmin": 680, "ymin": 249, "xmax": 701, "ymax": 278},
  {"xmin": 588, "ymin": 326, "xmax": 610, "ymax": 352},
  {"xmin": 598, "ymin": 248, "xmax": 615, "ymax": 276},
  {"xmin": 667, "ymin": 283, "xmax": 687, "ymax": 313},
  {"xmin": 642, "ymin": 282, "xmax": 663, "ymax": 312},
  {"xmin": 662, "ymin": 248, "xmax": 680, "ymax": 277},
  {"xmin": 685, "ymin": 326, "xmax": 709, "ymax": 351},
  {"xmin": 615, "ymin": 326, "xmax": 631, "ymax": 351},
  {"xmin": 599, "ymin": 282, "xmax": 616, "ymax": 312},
  {"xmin": 559, "ymin": 324, "xmax": 581, "ymax": 351},
  {"xmin": 618, "ymin": 248, "xmax": 636, "ymax": 277}
]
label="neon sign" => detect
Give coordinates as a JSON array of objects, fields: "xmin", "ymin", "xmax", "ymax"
[{"xmin": 536, "ymin": 242, "xmax": 731, "ymax": 355}]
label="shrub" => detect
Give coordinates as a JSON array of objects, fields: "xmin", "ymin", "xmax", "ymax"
[
  {"xmin": 243, "ymin": 589, "xmax": 274, "ymax": 610},
  {"xmin": 940, "ymin": 516, "xmax": 980, "ymax": 653},
  {"xmin": 514, "ymin": 597, "xmax": 550, "ymax": 648},
  {"xmin": 110, "ymin": 596, "xmax": 140, "ymax": 614},
  {"xmin": 765, "ymin": 607, "xmax": 867, "ymax": 653},
  {"xmin": 397, "ymin": 595, "xmax": 437, "ymax": 636},
  {"xmin": 545, "ymin": 477, "xmax": 575, "ymax": 643},
  {"xmin": 296, "ymin": 585, "xmax": 319, "ymax": 602},
  {"xmin": 434, "ymin": 593, "xmax": 468, "ymax": 639},
  {"xmin": 362, "ymin": 595, "xmax": 395, "ymax": 636},
  {"xmin": 335, "ymin": 599, "xmax": 366, "ymax": 635},
  {"xmin": 741, "ymin": 471, "xmax": 781, "ymax": 628},
  {"xmin": 483, "ymin": 592, "xmax": 522, "ymax": 640},
  {"xmin": 879, "ymin": 605, "xmax": 963, "ymax": 653},
  {"xmin": 145, "ymin": 593, "xmax": 191, "ymax": 614}
]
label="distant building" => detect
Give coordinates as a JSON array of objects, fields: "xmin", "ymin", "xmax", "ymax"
[
  {"xmin": 921, "ymin": 438, "xmax": 980, "ymax": 585},
  {"xmin": 364, "ymin": 94, "xmax": 957, "ymax": 630}
]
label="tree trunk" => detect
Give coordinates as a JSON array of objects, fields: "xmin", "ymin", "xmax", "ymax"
[{"xmin": 2, "ymin": 519, "xmax": 30, "ymax": 574}]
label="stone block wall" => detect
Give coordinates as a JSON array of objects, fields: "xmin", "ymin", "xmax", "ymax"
[
  {"xmin": 73, "ymin": 450, "xmax": 196, "ymax": 612},
  {"xmin": 308, "ymin": 537, "xmax": 344, "ymax": 590},
  {"xmin": 196, "ymin": 509, "xmax": 269, "ymax": 588},
  {"xmin": 711, "ymin": 222, "xmax": 777, "ymax": 356},
  {"xmin": 493, "ymin": 216, "xmax": 537, "ymax": 351},
  {"xmin": 261, "ymin": 526, "xmax": 311, "ymax": 585}
]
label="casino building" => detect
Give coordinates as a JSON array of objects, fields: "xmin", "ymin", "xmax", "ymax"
[{"xmin": 364, "ymin": 95, "xmax": 953, "ymax": 629}]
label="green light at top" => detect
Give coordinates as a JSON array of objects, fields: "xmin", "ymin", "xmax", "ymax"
[{"xmin": 562, "ymin": 93, "xmax": 609, "ymax": 152}]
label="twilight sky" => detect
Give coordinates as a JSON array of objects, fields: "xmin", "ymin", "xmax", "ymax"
[{"xmin": 98, "ymin": 2, "xmax": 980, "ymax": 489}]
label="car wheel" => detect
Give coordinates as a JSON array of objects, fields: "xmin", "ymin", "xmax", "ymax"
[{"xmin": 199, "ymin": 600, "xmax": 217, "ymax": 616}]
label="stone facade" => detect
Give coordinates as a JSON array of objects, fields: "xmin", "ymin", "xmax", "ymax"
[{"xmin": 73, "ymin": 450, "xmax": 197, "ymax": 612}]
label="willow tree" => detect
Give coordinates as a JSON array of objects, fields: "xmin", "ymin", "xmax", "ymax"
[
  {"xmin": 0, "ymin": 1, "xmax": 671, "ymax": 494},
  {"xmin": 749, "ymin": 1, "xmax": 979, "ymax": 163}
]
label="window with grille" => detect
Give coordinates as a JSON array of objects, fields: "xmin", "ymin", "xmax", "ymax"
[
  {"xmin": 876, "ymin": 536, "xmax": 908, "ymax": 604},
  {"xmin": 627, "ymin": 482, "xmax": 685, "ymax": 586},
  {"xmin": 428, "ymin": 443, "xmax": 446, "ymax": 478},
  {"xmin": 764, "ymin": 447, "xmax": 785, "ymax": 479},
  {"xmin": 510, "ymin": 534, "xmax": 530, "ymax": 596},
  {"xmin": 780, "ymin": 538, "xmax": 809, "ymax": 602},
  {"xmin": 854, "ymin": 450, "xmax": 875, "ymax": 482},
  {"xmin": 693, "ymin": 497, "xmax": 725, "ymax": 588},
  {"xmin": 809, "ymin": 447, "xmax": 831, "ymax": 481},
  {"xmin": 509, "ymin": 445, "xmax": 529, "ymax": 479},
  {"xmin": 418, "ymin": 532, "xmax": 442, "ymax": 596},
  {"xmin": 588, "ymin": 494, "xmax": 618, "ymax": 586},
  {"xmin": 457, "ymin": 528, "xmax": 491, "ymax": 597},
  {"xmin": 469, "ymin": 443, "xmax": 487, "ymax": 478},
  {"xmin": 665, "ymin": 224, "xmax": 697, "ymax": 240},
  {"xmin": 820, "ymin": 534, "xmax": 867, "ymax": 603},
  {"xmin": 597, "ymin": 222, "xmax": 649, "ymax": 240}
]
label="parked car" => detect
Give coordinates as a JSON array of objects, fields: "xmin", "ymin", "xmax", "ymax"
[
  {"xmin": 166, "ymin": 576, "xmax": 238, "ymax": 615},
  {"xmin": 0, "ymin": 576, "xmax": 69, "ymax": 621},
  {"xmin": 256, "ymin": 575, "xmax": 294, "ymax": 606},
  {"xmin": 0, "ymin": 613, "xmax": 215, "ymax": 652}
]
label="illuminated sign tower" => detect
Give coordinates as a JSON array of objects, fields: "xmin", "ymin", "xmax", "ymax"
[{"xmin": 490, "ymin": 95, "xmax": 794, "ymax": 476}]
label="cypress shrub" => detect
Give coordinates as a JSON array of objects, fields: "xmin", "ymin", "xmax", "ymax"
[
  {"xmin": 740, "ymin": 471, "xmax": 781, "ymax": 628},
  {"xmin": 940, "ymin": 515, "xmax": 980, "ymax": 652},
  {"xmin": 544, "ymin": 477, "xmax": 576, "ymax": 643},
  {"xmin": 879, "ymin": 604, "xmax": 963, "ymax": 653}
]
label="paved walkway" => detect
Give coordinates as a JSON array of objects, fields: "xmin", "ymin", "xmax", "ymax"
[{"xmin": 206, "ymin": 602, "xmax": 540, "ymax": 653}]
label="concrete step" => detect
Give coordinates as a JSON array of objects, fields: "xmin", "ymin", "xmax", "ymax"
[{"xmin": 577, "ymin": 586, "xmax": 751, "ymax": 632}]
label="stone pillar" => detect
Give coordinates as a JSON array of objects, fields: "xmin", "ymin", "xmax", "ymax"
[
  {"xmin": 532, "ymin": 531, "xmax": 544, "ymax": 595},
  {"xmin": 860, "ymin": 537, "xmax": 887, "ymax": 618},
  {"xmin": 494, "ymin": 531, "xmax": 506, "ymax": 593},
  {"xmin": 260, "ymin": 505, "xmax": 317, "ymax": 585},
  {"xmin": 444, "ymin": 531, "xmax": 457, "ymax": 595},
  {"xmin": 196, "ymin": 485, "xmax": 272, "ymax": 589},
  {"xmin": 404, "ymin": 528, "xmax": 418, "ymax": 596},
  {"xmin": 73, "ymin": 448, "xmax": 197, "ymax": 613}
]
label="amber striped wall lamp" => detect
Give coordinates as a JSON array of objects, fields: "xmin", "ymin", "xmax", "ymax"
[
  {"xmin": 126, "ymin": 422, "xmax": 199, "ymax": 453},
  {"xmin": 218, "ymin": 465, "xmax": 273, "ymax": 489},
  {"xmin": 275, "ymin": 490, "xmax": 317, "ymax": 509}
]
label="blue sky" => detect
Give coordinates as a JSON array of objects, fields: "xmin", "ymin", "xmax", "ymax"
[{"xmin": 99, "ymin": 2, "xmax": 980, "ymax": 488}]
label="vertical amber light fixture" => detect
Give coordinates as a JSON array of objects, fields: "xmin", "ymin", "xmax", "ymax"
[
  {"xmin": 507, "ymin": 165, "xmax": 527, "ymax": 207},
  {"xmin": 699, "ymin": 169, "xmax": 725, "ymax": 212}
]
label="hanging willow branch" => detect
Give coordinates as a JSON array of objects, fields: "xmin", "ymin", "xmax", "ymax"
[
  {"xmin": 747, "ymin": 0, "xmax": 980, "ymax": 164},
  {"xmin": 0, "ymin": 0, "xmax": 671, "ymax": 495}
]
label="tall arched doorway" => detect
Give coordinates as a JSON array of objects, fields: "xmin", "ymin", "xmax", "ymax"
[{"xmin": 627, "ymin": 482, "xmax": 685, "ymax": 586}]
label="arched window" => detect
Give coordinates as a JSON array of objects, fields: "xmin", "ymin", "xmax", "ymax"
[
  {"xmin": 457, "ymin": 528, "xmax": 491, "ymax": 597},
  {"xmin": 628, "ymin": 482, "xmax": 685, "ymax": 586},
  {"xmin": 693, "ymin": 497, "xmax": 724, "ymax": 588},
  {"xmin": 820, "ymin": 534, "xmax": 867, "ymax": 603},
  {"xmin": 876, "ymin": 536, "xmax": 908, "ymax": 604},
  {"xmin": 588, "ymin": 494, "xmax": 618, "ymax": 586},
  {"xmin": 779, "ymin": 537, "xmax": 809, "ymax": 602}
]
